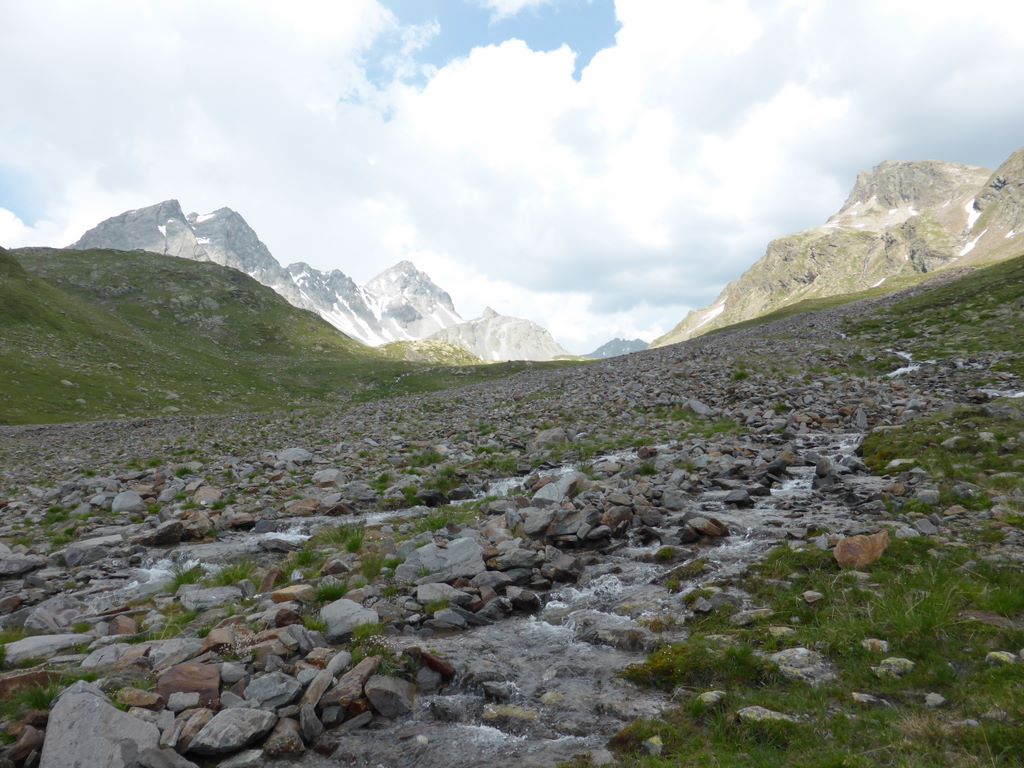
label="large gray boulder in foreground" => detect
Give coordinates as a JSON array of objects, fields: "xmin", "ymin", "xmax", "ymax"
[{"xmin": 40, "ymin": 682, "xmax": 159, "ymax": 768}]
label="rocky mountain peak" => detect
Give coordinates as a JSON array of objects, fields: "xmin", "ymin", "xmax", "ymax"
[{"xmin": 839, "ymin": 160, "xmax": 989, "ymax": 213}]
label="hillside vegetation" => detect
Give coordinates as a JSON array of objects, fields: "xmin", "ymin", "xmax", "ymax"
[{"xmin": 0, "ymin": 247, "xmax": 561, "ymax": 424}]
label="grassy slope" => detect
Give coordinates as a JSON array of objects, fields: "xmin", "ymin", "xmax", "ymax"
[
  {"xmin": 593, "ymin": 256, "xmax": 1024, "ymax": 768},
  {"xmin": 0, "ymin": 247, "xmax": 572, "ymax": 424}
]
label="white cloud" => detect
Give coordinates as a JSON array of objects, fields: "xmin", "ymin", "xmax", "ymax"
[
  {"xmin": 475, "ymin": 0, "xmax": 555, "ymax": 22},
  {"xmin": 3, "ymin": 0, "xmax": 1024, "ymax": 352}
]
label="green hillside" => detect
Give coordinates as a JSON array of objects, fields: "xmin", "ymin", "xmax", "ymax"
[{"xmin": 0, "ymin": 247, "xmax": 551, "ymax": 424}]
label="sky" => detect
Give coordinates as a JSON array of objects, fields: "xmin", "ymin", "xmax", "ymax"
[{"xmin": 2, "ymin": 0, "xmax": 1024, "ymax": 353}]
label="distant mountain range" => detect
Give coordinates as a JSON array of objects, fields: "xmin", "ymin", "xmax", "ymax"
[
  {"xmin": 654, "ymin": 147, "xmax": 1024, "ymax": 346},
  {"xmin": 584, "ymin": 338, "xmax": 648, "ymax": 359},
  {"xmin": 70, "ymin": 201, "xmax": 568, "ymax": 361},
  {"xmin": 430, "ymin": 307, "xmax": 571, "ymax": 362}
]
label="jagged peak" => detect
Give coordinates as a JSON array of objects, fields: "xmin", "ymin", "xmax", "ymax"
[
  {"xmin": 839, "ymin": 159, "xmax": 989, "ymax": 213},
  {"xmin": 481, "ymin": 306, "xmax": 499, "ymax": 319}
]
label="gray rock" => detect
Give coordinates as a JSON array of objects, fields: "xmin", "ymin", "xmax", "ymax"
[
  {"xmin": 244, "ymin": 672, "xmax": 303, "ymax": 709},
  {"xmin": 319, "ymin": 599, "xmax": 378, "ymax": 642},
  {"xmin": 0, "ymin": 553, "xmax": 47, "ymax": 577},
  {"xmin": 112, "ymin": 491, "xmax": 146, "ymax": 514},
  {"xmin": 216, "ymin": 750, "xmax": 264, "ymax": 768},
  {"xmin": 532, "ymin": 472, "xmax": 586, "ymax": 504},
  {"xmin": 167, "ymin": 692, "xmax": 202, "ymax": 712},
  {"xmin": 277, "ymin": 448, "xmax": 313, "ymax": 465},
  {"xmin": 64, "ymin": 535, "xmax": 124, "ymax": 566},
  {"xmin": 186, "ymin": 709, "xmax": 277, "ymax": 756},
  {"xmin": 394, "ymin": 537, "xmax": 486, "ymax": 584},
  {"xmin": 179, "ymin": 586, "xmax": 242, "ymax": 612},
  {"xmin": 40, "ymin": 686, "xmax": 159, "ymax": 768},
  {"xmin": 415, "ymin": 582, "xmax": 474, "ymax": 606},
  {"xmin": 3, "ymin": 633, "xmax": 92, "ymax": 666},
  {"xmin": 364, "ymin": 675, "xmax": 417, "ymax": 717},
  {"xmin": 132, "ymin": 747, "xmax": 200, "ymax": 768},
  {"xmin": 769, "ymin": 647, "xmax": 838, "ymax": 686}
]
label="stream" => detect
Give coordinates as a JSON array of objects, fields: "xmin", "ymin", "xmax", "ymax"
[{"xmin": 282, "ymin": 430, "xmax": 866, "ymax": 768}]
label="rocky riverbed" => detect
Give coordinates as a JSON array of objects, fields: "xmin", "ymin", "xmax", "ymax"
[{"xmin": 1, "ymin": 284, "xmax": 1022, "ymax": 768}]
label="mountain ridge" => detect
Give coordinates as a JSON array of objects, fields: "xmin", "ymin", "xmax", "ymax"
[{"xmin": 653, "ymin": 146, "xmax": 1024, "ymax": 347}]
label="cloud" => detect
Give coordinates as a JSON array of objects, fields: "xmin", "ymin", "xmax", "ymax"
[
  {"xmin": 474, "ymin": 0, "xmax": 555, "ymax": 22},
  {"xmin": 3, "ymin": 0, "xmax": 1024, "ymax": 352}
]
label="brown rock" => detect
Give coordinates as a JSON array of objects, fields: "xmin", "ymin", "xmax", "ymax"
[
  {"xmin": 318, "ymin": 656, "xmax": 380, "ymax": 709},
  {"xmin": 286, "ymin": 498, "xmax": 320, "ymax": 517},
  {"xmin": 263, "ymin": 717, "xmax": 305, "ymax": 756},
  {"xmin": 271, "ymin": 584, "xmax": 316, "ymax": 603},
  {"xmin": 8, "ymin": 724, "xmax": 44, "ymax": 763},
  {"xmin": 201, "ymin": 625, "xmax": 237, "ymax": 653},
  {"xmin": 108, "ymin": 615, "xmax": 139, "ymax": 635},
  {"xmin": 259, "ymin": 570, "xmax": 282, "ymax": 593},
  {"xmin": 175, "ymin": 707, "xmax": 214, "ymax": 753},
  {"xmin": 157, "ymin": 663, "xmax": 221, "ymax": 709},
  {"xmin": 117, "ymin": 687, "xmax": 166, "ymax": 710},
  {"xmin": 274, "ymin": 608, "xmax": 303, "ymax": 628},
  {"xmin": 833, "ymin": 530, "xmax": 889, "ymax": 569},
  {"xmin": 0, "ymin": 670, "xmax": 58, "ymax": 700}
]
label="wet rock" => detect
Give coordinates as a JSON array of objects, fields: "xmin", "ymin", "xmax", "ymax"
[
  {"xmin": 533, "ymin": 472, "xmax": 587, "ymax": 504},
  {"xmin": 364, "ymin": 675, "xmax": 417, "ymax": 717},
  {"xmin": 833, "ymin": 530, "xmax": 889, "ymax": 569},
  {"xmin": 186, "ymin": 709, "xmax": 277, "ymax": 756},
  {"xmin": 40, "ymin": 683, "xmax": 159, "ymax": 768},
  {"xmin": 319, "ymin": 599, "xmax": 378, "ymax": 642}
]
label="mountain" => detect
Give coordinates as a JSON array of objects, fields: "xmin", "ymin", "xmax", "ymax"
[
  {"xmin": 653, "ymin": 147, "xmax": 1024, "ymax": 346},
  {"xmin": 71, "ymin": 201, "xmax": 462, "ymax": 345},
  {"xmin": 429, "ymin": 307, "xmax": 571, "ymax": 361},
  {"xmin": 584, "ymin": 338, "xmax": 648, "ymax": 359}
]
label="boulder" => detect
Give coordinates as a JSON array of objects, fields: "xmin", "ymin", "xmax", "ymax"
[
  {"xmin": 833, "ymin": 530, "xmax": 889, "ymax": 569},
  {"xmin": 112, "ymin": 491, "xmax": 146, "ymax": 514},
  {"xmin": 0, "ymin": 553, "xmax": 46, "ymax": 577},
  {"xmin": 179, "ymin": 586, "xmax": 243, "ymax": 612},
  {"xmin": 187, "ymin": 709, "xmax": 278, "ymax": 756},
  {"xmin": 394, "ymin": 537, "xmax": 486, "ymax": 584},
  {"xmin": 319, "ymin": 599, "xmax": 378, "ymax": 643},
  {"xmin": 39, "ymin": 683, "xmax": 159, "ymax": 768},
  {"xmin": 3, "ymin": 633, "xmax": 92, "ymax": 667},
  {"xmin": 532, "ymin": 472, "xmax": 586, "ymax": 505},
  {"xmin": 364, "ymin": 675, "xmax": 417, "ymax": 718},
  {"xmin": 244, "ymin": 671, "xmax": 303, "ymax": 709},
  {"xmin": 157, "ymin": 663, "xmax": 221, "ymax": 709},
  {"xmin": 276, "ymin": 448, "xmax": 313, "ymax": 465}
]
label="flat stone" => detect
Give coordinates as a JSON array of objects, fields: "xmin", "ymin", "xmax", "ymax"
[
  {"xmin": 736, "ymin": 705, "xmax": 796, "ymax": 723},
  {"xmin": 179, "ymin": 586, "xmax": 242, "ymax": 612},
  {"xmin": 277, "ymin": 448, "xmax": 313, "ymax": 465},
  {"xmin": 3, "ymin": 633, "xmax": 92, "ymax": 666},
  {"xmin": 39, "ymin": 684, "xmax": 159, "ymax": 768},
  {"xmin": 0, "ymin": 553, "xmax": 47, "ymax": 577},
  {"xmin": 394, "ymin": 537, "xmax": 486, "ymax": 584},
  {"xmin": 187, "ymin": 709, "xmax": 278, "ymax": 756},
  {"xmin": 271, "ymin": 584, "xmax": 316, "ymax": 603},
  {"xmin": 415, "ymin": 582, "xmax": 474, "ymax": 606}
]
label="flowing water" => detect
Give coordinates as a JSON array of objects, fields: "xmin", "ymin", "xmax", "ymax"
[{"xmin": 290, "ymin": 431, "xmax": 865, "ymax": 768}]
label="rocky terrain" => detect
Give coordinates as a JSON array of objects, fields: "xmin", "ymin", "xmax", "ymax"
[
  {"xmin": 655, "ymin": 146, "xmax": 1024, "ymax": 346},
  {"xmin": 0, "ymin": 255, "xmax": 1022, "ymax": 767}
]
